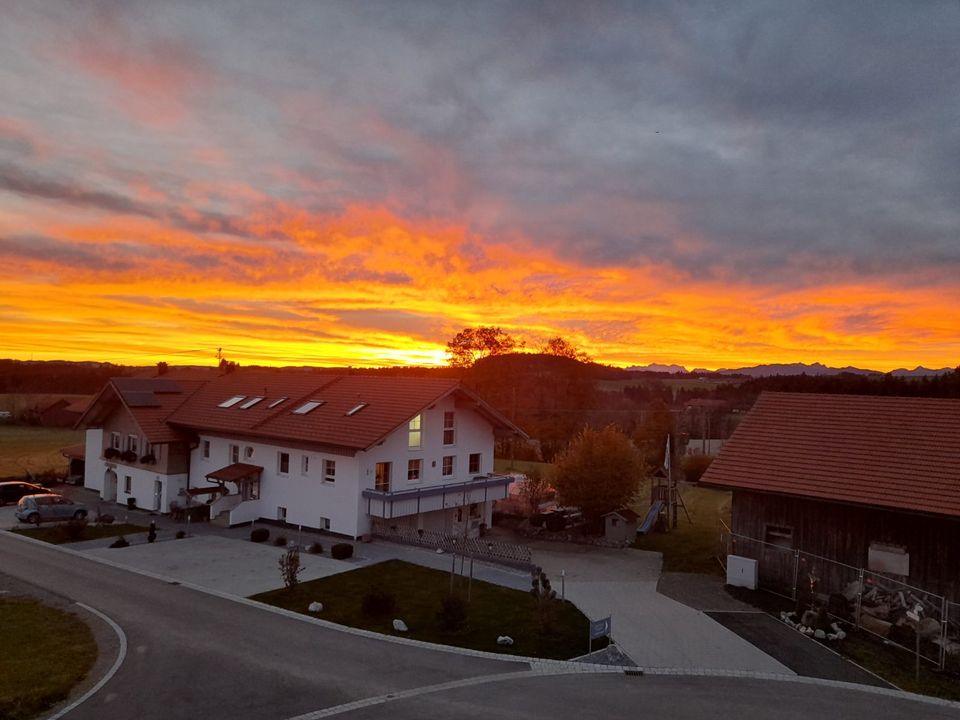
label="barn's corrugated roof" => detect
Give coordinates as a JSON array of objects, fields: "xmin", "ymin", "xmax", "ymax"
[{"xmin": 700, "ymin": 392, "xmax": 960, "ymax": 517}]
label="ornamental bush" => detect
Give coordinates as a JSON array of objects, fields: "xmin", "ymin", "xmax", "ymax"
[
  {"xmin": 250, "ymin": 528, "xmax": 270, "ymax": 543},
  {"xmin": 331, "ymin": 543, "xmax": 353, "ymax": 560}
]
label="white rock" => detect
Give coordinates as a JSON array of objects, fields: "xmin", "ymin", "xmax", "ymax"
[
  {"xmin": 497, "ymin": 635, "xmax": 514, "ymax": 646},
  {"xmin": 393, "ymin": 619, "xmax": 408, "ymax": 632},
  {"xmin": 814, "ymin": 629, "xmax": 827, "ymax": 640},
  {"xmin": 835, "ymin": 630, "xmax": 847, "ymax": 640},
  {"xmin": 435, "ymin": 548, "xmax": 444, "ymax": 554},
  {"xmin": 308, "ymin": 601, "xmax": 323, "ymax": 613}
]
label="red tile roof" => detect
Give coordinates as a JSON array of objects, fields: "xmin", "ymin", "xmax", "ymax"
[
  {"xmin": 700, "ymin": 392, "xmax": 960, "ymax": 518},
  {"xmin": 167, "ymin": 371, "xmax": 523, "ymax": 451}
]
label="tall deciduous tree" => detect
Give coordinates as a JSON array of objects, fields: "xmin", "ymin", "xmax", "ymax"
[
  {"xmin": 446, "ymin": 326, "xmax": 518, "ymax": 368},
  {"xmin": 539, "ymin": 336, "xmax": 591, "ymax": 363},
  {"xmin": 634, "ymin": 398, "xmax": 677, "ymax": 470},
  {"xmin": 551, "ymin": 425, "xmax": 642, "ymax": 522}
]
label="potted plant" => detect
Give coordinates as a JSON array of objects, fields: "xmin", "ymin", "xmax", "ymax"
[
  {"xmin": 140, "ymin": 453, "xmax": 156, "ymax": 464},
  {"xmin": 104, "ymin": 448, "xmax": 120, "ymax": 460},
  {"xmin": 120, "ymin": 450, "xmax": 137, "ymax": 463}
]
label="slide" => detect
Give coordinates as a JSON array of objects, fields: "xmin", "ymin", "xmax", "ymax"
[{"xmin": 637, "ymin": 500, "xmax": 664, "ymax": 535}]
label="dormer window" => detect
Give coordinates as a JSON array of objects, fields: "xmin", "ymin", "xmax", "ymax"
[
  {"xmin": 239, "ymin": 396, "xmax": 264, "ymax": 409},
  {"xmin": 218, "ymin": 395, "xmax": 246, "ymax": 408},
  {"xmin": 346, "ymin": 402, "xmax": 368, "ymax": 416},
  {"xmin": 292, "ymin": 400, "xmax": 324, "ymax": 415}
]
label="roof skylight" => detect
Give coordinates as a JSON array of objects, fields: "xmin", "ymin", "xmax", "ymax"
[
  {"xmin": 346, "ymin": 402, "xmax": 368, "ymax": 416},
  {"xmin": 239, "ymin": 396, "xmax": 264, "ymax": 409},
  {"xmin": 292, "ymin": 400, "xmax": 325, "ymax": 415},
  {"xmin": 267, "ymin": 397, "xmax": 288, "ymax": 408},
  {"xmin": 218, "ymin": 395, "xmax": 246, "ymax": 408}
]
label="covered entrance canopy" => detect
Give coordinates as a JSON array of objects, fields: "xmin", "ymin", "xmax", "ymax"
[{"xmin": 205, "ymin": 462, "xmax": 263, "ymax": 484}]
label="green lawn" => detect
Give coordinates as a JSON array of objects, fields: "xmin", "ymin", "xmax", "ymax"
[
  {"xmin": 632, "ymin": 483, "xmax": 730, "ymax": 574},
  {"xmin": 0, "ymin": 425, "xmax": 84, "ymax": 476},
  {"xmin": 0, "ymin": 598, "xmax": 98, "ymax": 720},
  {"xmin": 251, "ymin": 559, "xmax": 603, "ymax": 659},
  {"xmin": 13, "ymin": 523, "xmax": 148, "ymax": 544}
]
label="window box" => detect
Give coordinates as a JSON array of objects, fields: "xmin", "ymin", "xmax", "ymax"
[
  {"xmin": 104, "ymin": 448, "xmax": 120, "ymax": 460},
  {"xmin": 120, "ymin": 450, "xmax": 138, "ymax": 463},
  {"xmin": 140, "ymin": 453, "xmax": 156, "ymax": 465}
]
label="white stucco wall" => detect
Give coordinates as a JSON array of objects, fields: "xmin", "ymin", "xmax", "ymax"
[
  {"xmin": 83, "ymin": 428, "xmax": 106, "ymax": 493},
  {"xmin": 192, "ymin": 435, "xmax": 361, "ymax": 536},
  {"xmin": 110, "ymin": 464, "xmax": 187, "ymax": 514}
]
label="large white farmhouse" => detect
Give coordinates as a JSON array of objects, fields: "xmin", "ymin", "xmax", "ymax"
[{"xmin": 77, "ymin": 370, "xmax": 525, "ymax": 539}]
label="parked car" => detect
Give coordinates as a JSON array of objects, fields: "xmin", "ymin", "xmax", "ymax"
[
  {"xmin": 0, "ymin": 481, "xmax": 49, "ymax": 506},
  {"xmin": 15, "ymin": 494, "xmax": 88, "ymax": 524}
]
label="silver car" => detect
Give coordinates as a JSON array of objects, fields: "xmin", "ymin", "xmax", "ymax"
[{"xmin": 15, "ymin": 494, "xmax": 88, "ymax": 525}]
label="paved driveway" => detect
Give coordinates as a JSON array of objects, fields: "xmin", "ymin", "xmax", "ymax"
[{"xmin": 530, "ymin": 541, "xmax": 793, "ymax": 674}]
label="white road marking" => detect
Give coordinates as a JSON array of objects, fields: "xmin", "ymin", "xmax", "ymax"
[{"xmin": 44, "ymin": 602, "xmax": 128, "ymax": 720}]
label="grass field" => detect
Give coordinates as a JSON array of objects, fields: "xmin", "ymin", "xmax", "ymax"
[
  {"xmin": 0, "ymin": 598, "xmax": 98, "ymax": 720},
  {"xmin": 0, "ymin": 425, "xmax": 84, "ymax": 476},
  {"xmin": 13, "ymin": 523, "xmax": 149, "ymax": 544},
  {"xmin": 493, "ymin": 458, "xmax": 554, "ymax": 476},
  {"xmin": 632, "ymin": 483, "xmax": 731, "ymax": 574},
  {"xmin": 596, "ymin": 377, "xmax": 741, "ymax": 393},
  {"xmin": 252, "ymin": 559, "xmax": 603, "ymax": 659}
]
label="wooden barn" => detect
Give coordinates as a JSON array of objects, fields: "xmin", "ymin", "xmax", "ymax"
[{"xmin": 701, "ymin": 392, "xmax": 960, "ymax": 601}]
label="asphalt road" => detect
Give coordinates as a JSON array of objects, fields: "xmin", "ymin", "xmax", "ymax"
[{"xmin": 2, "ymin": 532, "xmax": 956, "ymax": 720}]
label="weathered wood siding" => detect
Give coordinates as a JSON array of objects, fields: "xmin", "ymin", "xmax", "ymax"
[{"xmin": 731, "ymin": 490, "xmax": 960, "ymax": 600}]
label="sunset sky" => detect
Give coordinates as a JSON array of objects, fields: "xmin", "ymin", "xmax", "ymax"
[{"xmin": 1, "ymin": 1, "xmax": 958, "ymax": 371}]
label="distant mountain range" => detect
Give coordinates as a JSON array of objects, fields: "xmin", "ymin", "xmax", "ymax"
[{"xmin": 627, "ymin": 362, "xmax": 955, "ymax": 378}]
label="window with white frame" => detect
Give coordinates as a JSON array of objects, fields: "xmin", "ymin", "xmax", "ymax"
[
  {"xmin": 124, "ymin": 475, "xmax": 132, "ymax": 494},
  {"xmin": 230, "ymin": 444, "xmax": 240, "ymax": 465},
  {"xmin": 277, "ymin": 506, "xmax": 287, "ymax": 522},
  {"xmin": 468, "ymin": 453, "xmax": 481, "ymax": 474},
  {"xmin": 408, "ymin": 413, "xmax": 422, "ymax": 449},
  {"xmin": 442, "ymin": 455, "xmax": 455, "ymax": 477},
  {"xmin": 407, "ymin": 458, "xmax": 422, "ymax": 482},
  {"xmin": 301, "ymin": 455, "xmax": 309, "ymax": 475},
  {"xmin": 127, "ymin": 434, "xmax": 139, "ymax": 454},
  {"xmin": 110, "ymin": 432, "xmax": 121, "ymax": 450},
  {"xmin": 318, "ymin": 516, "xmax": 331, "ymax": 531},
  {"xmin": 202, "ymin": 440, "xmax": 210, "ymax": 459},
  {"xmin": 443, "ymin": 411, "xmax": 455, "ymax": 445},
  {"xmin": 323, "ymin": 459, "xmax": 336, "ymax": 483},
  {"xmin": 278, "ymin": 452, "xmax": 290, "ymax": 475}
]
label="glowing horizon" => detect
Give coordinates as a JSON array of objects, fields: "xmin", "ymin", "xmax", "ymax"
[{"xmin": 1, "ymin": 4, "xmax": 958, "ymax": 374}]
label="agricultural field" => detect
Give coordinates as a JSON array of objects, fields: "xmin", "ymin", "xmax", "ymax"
[
  {"xmin": 596, "ymin": 377, "xmax": 741, "ymax": 393},
  {"xmin": 0, "ymin": 393, "xmax": 90, "ymax": 416},
  {"xmin": 0, "ymin": 425, "xmax": 84, "ymax": 476}
]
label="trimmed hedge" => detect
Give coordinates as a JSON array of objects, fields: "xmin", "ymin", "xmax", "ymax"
[
  {"xmin": 250, "ymin": 528, "xmax": 270, "ymax": 543},
  {"xmin": 331, "ymin": 543, "xmax": 353, "ymax": 560}
]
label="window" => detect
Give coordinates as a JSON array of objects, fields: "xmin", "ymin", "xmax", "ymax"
[
  {"xmin": 239, "ymin": 396, "xmax": 264, "ymax": 409},
  {"xmin": 127, "ymin": 435, "xmax": 139, "ymax": 454},
  {"xmin": 244, "ymin": 446, "xmax": 254, "ymax": 460},
  {"xmin": 324, "ymin": 459, "xmax": 336, "ymax": 483},
  {"xmin": 293, "ymin": 400, "xmax": 324, "ymax": 415},
  {"xmin": 278, "ymin": 452, "xmax": 290, "ymax": 474},
  {"xmin": 764, "ymin": 525, "xmax": 793, "ymax": 548},
  {"xmin": 469, "ymin": 453, "xmax": 481, "ymax": 475},
  {"xmin": 241, "ymin": 477, "xmax": 260, "ymax": 501},
  {"xmin": 202, "ymin": 440, "xmax": 210, "ymax": 459},
  {"xmin": 443, "ymin": 412, "xmax": 455, "ymax": 445},
  {"xmin": 277, "ymin": 506, "xmax": 287, "ymax": 522},
  {"xmin": 230, "ymin": 444, "xmax": 240, "ymax": 465},
  {"xmin": 218, "ymin": 395, "xmax": 246, "ymax": 408},
  {"xmin": 408, "ymin": 413, "xmax": 422, "ymax": 449},
  {"xmin": 318, "ymin": 516, "xmax": 331, "ymax": 531},
  {"xmin": 407, "ymin": 459, "xmax": 422, "ymax": 482},
  {"xmin": 124, "ymin": 475, "xmax": 131, "ymax": 494},
  {"xmin": 301, "ymin": 455, "xmax": 310, "ymax": 475},
  {"xmin": 268, "ymin": 397, "xmax": 288, "ymax": 408},
  {"xmin": 868, "ymin": 542, "xmax": 910, "ymax": 576},
  {"xmin": 347, "ymin": 402, "xmax": 368, "ymax": 416},
  {"xmin": 375, "ymin": 462, "xmax": 391, "ymax": 492},
  {"xmin": 143, "ymin": 441, "xmax": 153, "ymax": 458},
  {"xmin": 442, "ymin": 455, "xmax": 455, "ymax": 477},
  {"xmin": 110, "ymin": 432, "xmax": 121, "ymax": 450}
]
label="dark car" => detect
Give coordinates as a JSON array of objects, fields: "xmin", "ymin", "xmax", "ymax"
[
  {"xmin": 15, "ymin": 494, "xmax": 88, "ymax": 524},
  {"xmin": 0, "ymin": 481, "xmax": 49, "ymax": 506}
]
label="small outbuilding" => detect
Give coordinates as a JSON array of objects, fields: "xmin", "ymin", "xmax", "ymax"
[{"xmin": 603, "ymin": 508, "xmax": 640, "ymax": 544}]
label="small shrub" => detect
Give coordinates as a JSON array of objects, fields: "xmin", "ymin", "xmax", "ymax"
[
  {"xmin": 110, "ymin": 535, "xmax": 129, "ymax": 548},
  {"xmin": 96, "ymin": 513, "xmax": 115, "ymax": 525},
  {"xmin": 175, "ymin": 530, "xmax": 186, "ymax": 539},
  {"xmin": 250, "ymin": 528, "xmax": 270, "ymax": 543},
  {"xmin": 274, "ymin": 535, "xmax": 288, "ymax": 547},
  {"xmin": 306, "ymin": 542, "xmax": 323, "ymax": 554},
  {"xmin": 58, "ymin": 518, "xmax": 88, "ymax": 543},
  {"xmin": 331, "ymin": 543, "xmax": 353, "ymax": 560},
  {"xmin": 438, "ymin": 594, "xmax": 468, "ymax": 632},
  {"xmin": 278, "ymin": 548, "xmax": 303, "ymax": 590},
  {"xmin": 361, "ymin": 586, "xmax": 396, "ymax": 617}
]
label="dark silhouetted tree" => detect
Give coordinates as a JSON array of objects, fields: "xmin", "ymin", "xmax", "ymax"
[
  {"xmin": 446, "ymin": 326, "xmax": 518, "ymax": 368},
  {"xmin": 539, "ymin": 336, "xmax": 591, "ymax": 363}
]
